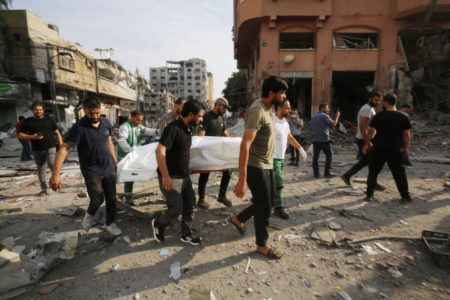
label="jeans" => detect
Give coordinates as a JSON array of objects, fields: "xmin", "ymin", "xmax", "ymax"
[
  {"xmin": 156, "ymin": 175, "xmax": 196, "ymax": 236},
  {"xmin": 343, "ymin": 138, "xmax": 368, "ymax": 178},
  {"xmin": 20, "ymin": 140, "xmax": 32, "ymax": 161},
  {"xmin": 85, "ymin": 173, "xmax": 117, "ymax": 225},
  {"xmin": 236, "ymin": 166, "xmax": 275, "ymax": 247},
  {"xmin": 33, "ymin": 147, "xmax": 56, "ymax": 191},
  {"xmin": 367, "ymin": 147, "xmax": 409, "ymax": 199},
  {"xmin": 273, "ymin": 159, "xmax": 284, "ymax": 209},
  {"xmin": 312, "ymin": 141, "xmax": 332, "ymax": 177},
  {"xmin": 197, "ymin": 170, "xmax": 231, "ymax": 199}
]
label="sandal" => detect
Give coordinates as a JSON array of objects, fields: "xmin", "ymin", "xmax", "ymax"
[
  {"xmin": 256, "ymin": 247, "xmax": 283, "ymax": 260},
  {"xmin": 229, "ymin": 215, "xmax": 246, "ymax": 235}
]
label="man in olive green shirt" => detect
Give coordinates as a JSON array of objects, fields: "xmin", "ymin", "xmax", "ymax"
[{"xmin": 231, "ymin": 76, "xmax": 288, "ymax": 260}]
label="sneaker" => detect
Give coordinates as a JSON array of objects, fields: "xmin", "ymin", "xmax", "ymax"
[
  {"xmin": 197, "ymin": 198, "xmax": 210, "ymax": 209},
  {"xmin": 400, "ymin": 197, "xmax": 412, "ymax": 203},
  {"xmin": 274, "ymin": 208, "xmax": 289, "ymax": 220},
  {"xmin": 180, "ymin": 233, "xmax": 202, "ymax": 246},
  {"xmin": 217, "ymin": 195, "xmax": 232, "ymax": 208},
  {"xmin": 365, "ymin": 195, "xmax": 374, "ymax": 202},
  {"xmin": 106, "ymin": 223, "xmax": 122, "ymax": 236},
  {"xmin": 152, "ymin": 218, "xmax": 164, "ymax": 243},
  {"xmin": 82, "ymin": 212, "xmax": 94, "ymax": 231},
  {"xmin": 341, "ymin": 175, "xmax": 351, "ymax": 186},
  {"xmin": 374, "ymin": 183, "xmax": 387, "ymax": 191},
  {"xmin": 38, "ymin": 190, "xmax": 48, "ymax": 197}
]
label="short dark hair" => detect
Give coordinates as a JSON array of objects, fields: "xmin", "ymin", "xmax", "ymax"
[
  {"xmin": 383, "ymin": 93, "xmax": 397, "ymax": 105},
  {"xmin": 261, "ymin": 76, "xmax": 288, "ymax": 98},
  {"xmin": 130, "ymin": 110, "xmax": 144, "ymax": 117},
  {"xmin": 318, "ymin": 103, "xmax": 328, "ymax": 111},
  {"xmin": 180, "ymin": 100, "xmax": 205, "ymax": 117},
  {"xmin": 18, "ymin": 116, "xmax": 25, "ymax": 121},
  {"xmin": 31, "ymin": 101, "xmax": 44, "ymax": 110},
  {"xmin": 274, "ymin": 99, "xmax": 289, "ymax": 111},
  {"xmin": 175, "ymin": 97, "xmax": 187, "ymax": 105},
  {"xmin": 83, "ymin": 97, "xmax": 101, "ymax": 109},
  {"xmin": 369, "ymin": 91, "xmax": 381, "ymax": 99}
]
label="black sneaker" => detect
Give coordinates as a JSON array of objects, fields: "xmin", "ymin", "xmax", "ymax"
[
  {"xmin": 365, "ymin": 195, "xmax": 374, "ymax": 202},
  {"xmin": 374, "ymin": 183, "xmax": 387, "ymax": 191},
  {"xmin": 400, "ymin": 197, "xmax": 412, "ymax": 203},
  {"xmin": 274, "ymin": 208, "xmax": 289, "ymax": 220},
  {"xmin": 151, "ymin": 219, "xmax": 164, "ymax": 243},
  {"xmin": 341, "ymin": 175, "xmax": 351, "ymax": 186},
  {"xmin": 180, "ymin": 234, "xmax": 202, "ymax": 246}
]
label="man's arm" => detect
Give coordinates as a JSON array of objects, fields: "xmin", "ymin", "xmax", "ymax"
[
  {"xmin": 155, "ymin": 143, "xmax": 172, "ymax": 191},
  {"xmin": 49, "ymin": 143, "xmax": 71, "ymax": 190},
  {"xmin": 108, "ymin": 136, "xmax": 117, "ymax": 164},
  {"xmin": 143, "ymin": 127, "xmax": 158, "ymax": 136},
  {"xmin": 234, "ymin": 129, "xmax": 256, "ymax": 198},
  {"xmin": 18, "ymin": 131, "xmax": 43, "ymax": 141},
  {"xmin": 197, "ymin": 130, "xmax": 206, "ymax": 137},
  {"xmin": 331, "ymin": 110, "xmax": 341, "ymax": 128},
  {"xmin": 54, "ymin": 129, "xmax": 63, "ymax": 146},
  {"xmin": 402, "ymin": 129, "xmax": 410, "ymax": 156},
  {"xmin": 117, "ymin": 125, "xmax": 132, "ymax": 153},
  {"xmin": 288, "ymin": 133, "xmax": 301, "ymax": 149},
  {"xmin": 358, "ymin": 116, "xmax": 370, "ymax": 139},
  {"xmin": 362, "ymin": 127, "xmax": 376, "ymax": 155},
  {"xmin": 223, "ymin": 130, "xmax": 230, "ymax": 137}
]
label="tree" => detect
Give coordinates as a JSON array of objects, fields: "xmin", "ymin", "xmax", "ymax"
[
  {"xmin": 0, "ymin": 0, "xmax": 11, "ymax": 9},
  {"xmin": 222, "ymin": 70, "xmax": 247, "ymax": 111}
]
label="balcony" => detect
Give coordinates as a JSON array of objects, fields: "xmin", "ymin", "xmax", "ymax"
[{"xmin": 395, "ymin": 0, "xmax": 450, "ymax": 19}]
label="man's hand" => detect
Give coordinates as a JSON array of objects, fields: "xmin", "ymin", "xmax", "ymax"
[
  {"xmin": 162, "ymin": 175, "xmax": 173, "ymax": 191},
  {"xmin": 234, "ymin": 178, "xmax": 247, "ymax": 198},
  {"xmin": 49, "ymin": 174, "xmax": 63, "ymax": 191},
  {"xmin": 402, "ymin": 147, "xmax": 409, "ymax": 157},
  {"xmin": 362, "ymin": 142, "xmax": 372, "ymax": 155},
  {"xmin": 33, "ymin": 133, "xmax": 44, "ymax": 140}
]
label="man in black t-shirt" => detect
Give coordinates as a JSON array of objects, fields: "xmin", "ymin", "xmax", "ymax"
[
  {"xmin": 152, "ymin": 100, "xmax": 205, "ymax": 246},
  {"xmin": 197, "ymin": 97, "xmax": 232, "ymax": 209},
  {"xmin": 19, "ymin": 101, "xmax": 62, "ymax": 196},
  {"xmin": 362, "ymin": 94, "xmax": 412, "ymax": 203}
]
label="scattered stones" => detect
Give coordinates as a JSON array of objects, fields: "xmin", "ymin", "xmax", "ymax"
[{"xmin": 109, "ymin": 264, "xmax": 120, "ymax": 272}]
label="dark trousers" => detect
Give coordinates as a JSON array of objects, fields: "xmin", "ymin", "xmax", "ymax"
[
  {"xmin": 85, "ymin": 173, "xmax": 117, "ymax": 225},
  {"xmin": 343, "ymin": 138, "xmax": 368, "ymax": 178},
  {"xmin": 312, "ymin": 141, "xmax": 332, "ymax": 177},
  {"xmin": 367, "ymin": 147, "xmax": 409, "ymax": 198},
  {"xmin": 33, "ymin": 147, "xmax": 56, "ymax": 191},
  {"xmin": 236, "ymin": 166, "xmax": 275, "ymax": 247},
  {"xmin": 289, "ymin": 135, "xmax": 302, "ymax": 163},
  {"xmin": 19, "ymin": 140, "xmax": 31, "ymax": 161},
  {"xmin": 156, "ymin": 175, "xmax": 195, "ymax": 236},
  {"xmin": 197, "ymin": 170, "xmax": 231, "ymax": 199}
]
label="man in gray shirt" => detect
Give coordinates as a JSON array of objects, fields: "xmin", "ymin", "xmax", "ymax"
[{"xmin": 159, "ymin": 97, "xmax": 187, "ymax": 135}]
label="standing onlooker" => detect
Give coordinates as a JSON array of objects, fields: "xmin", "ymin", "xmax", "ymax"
[
  {"xmin": 49, "ymin": 97, "xmax": 122, "ymax": 235},
  {"xmin": 309, "ymin": 104, "xmax": 340, "ymax": 178},
  {"xmin": 197, "ymin": 97, "xmax": 233, "ymax": 209},
  {"xmin": 18, "ymin": 101, "xmax": 63, "ymax": 196},
  {"xmin": 159, "ymin": 97, "xmax": 187, "ymax": 135},
  {"xmin": 362, "ymin": 94, "xmax": 412, "ymax": 203},
  {"xmin": 117, "ymin": 110, "xmax": 158, "ymax": 204},
  {"xmin": 273, "ymin": 99, "xmax": 306, "ymax": 219},
  {"xmin": 231, "ymin": 76, "xmax": 288, "ymax": 259},
  {"xmin": 341, "ymin": 91, "xmax": 385, "ymax": 190},
  {"xmin": 152, "ymin": 100, "xmax": 205, "ymax": 245},
  {"xmin": 399, "ymin": 104, "xmax": 414, "ymax": 167},
  {"xmin": 287, "ymin": 109, "xmax": 304, "ymax": 166},
  {"xmin": 15, "ymin": 116, "xmax": 32, "ymax": 161}
]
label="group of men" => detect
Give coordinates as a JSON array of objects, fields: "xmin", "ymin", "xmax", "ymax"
[{"xmin": 16, "ymin": 76, "xmax": 412, "ymax": 260}]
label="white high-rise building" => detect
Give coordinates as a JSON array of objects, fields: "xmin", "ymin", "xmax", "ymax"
[{"xmin": 149, "ymin": 58, "xmax": 213, "ymax": 107}]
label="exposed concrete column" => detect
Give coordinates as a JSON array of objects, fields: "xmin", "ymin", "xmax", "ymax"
[
  {"xmin": 375, "ymin": 23, "xmax": 398, "ymax": 93},
  {"xmin": 313, "ymin": 26, "xmax": 333, "ymax": 114}
]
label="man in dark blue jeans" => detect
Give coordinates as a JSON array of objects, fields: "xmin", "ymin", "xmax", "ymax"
[
  {"xmin": 49, "ymin": 97, "xmax": 121, "ymax": 236},
  {"xmin": 309, "ymin": 104, "xmax": 340, "ymax": 178}
]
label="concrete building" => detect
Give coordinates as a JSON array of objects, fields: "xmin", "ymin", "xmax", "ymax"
[
  {"xmin": 149, "ymin": 58, "xmax": 213, "ymax": 107},
  {"xmin": 233, "ymin": 0, "xmax": 450, "ymax": 119}
]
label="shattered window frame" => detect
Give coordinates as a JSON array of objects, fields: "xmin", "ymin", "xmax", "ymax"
[
  {"xmin": 279, "ymin": 32, "xmax": 315, "ymax": 50},
  {"xmin": 333, "ymin": 33, "xmax": 379, "ymax": 49}
]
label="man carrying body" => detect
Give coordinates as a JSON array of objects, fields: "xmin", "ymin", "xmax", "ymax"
[
  {"xmin": 19, "ymin": 101, "xmax": 63, "ymax": 196},
  {"xmin": 159, "ymin": 97, "xmax": 187, "ymax": 135},
  {"xmin": 341, "ymin": 91, "xmax": 385, "ymax": 190},
  {"xmin": 152, "ymin": 100, "xmax": 205, "ymax": 245},
  {"xmin": 309, "ymin": 104, "xmax": 340, "ymax": 178},
  {"xmin": 117, "ymin": 110, "xmax": 158, "ymax": 204},
  {"xmin": 15, "ymin": 116, "xmax": 32, "ymax": 162},
  {"xmin": 362, "ymin": 94, "xmax": 412, "ymax": 203},
  {"xmin": 197, "ymin": 97, "xmax": 233, "ymax": 209},
  {"xmin": 49, "ymin": 97, "xmax": 122, "ymax": 235},
  {"xmin": 231, "ymin": 76, "xmax": 288, "ymax": 259},
  {"xmin": 273, "ymin": 99, "xmax": 306, "ymax": 219}
]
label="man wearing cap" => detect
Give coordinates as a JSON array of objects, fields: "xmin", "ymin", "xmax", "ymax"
[{"xmin": 197, "ymin": 97, "xmax": 232, "ymax": 208}]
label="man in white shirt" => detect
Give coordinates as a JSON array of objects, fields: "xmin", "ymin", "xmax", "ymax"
[{"xmin": 273, "ymin": 100, "xmax": 306, "ymax": 219}]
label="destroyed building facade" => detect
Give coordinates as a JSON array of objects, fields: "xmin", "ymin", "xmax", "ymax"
[{"xmin": 233, "ymin": 0, "xmax": 450, "ymax": 120}]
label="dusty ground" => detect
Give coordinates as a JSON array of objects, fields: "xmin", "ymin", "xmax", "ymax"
[{"xmin": 0, "ymin": 138, "xmax": 449, "ymax": 300}]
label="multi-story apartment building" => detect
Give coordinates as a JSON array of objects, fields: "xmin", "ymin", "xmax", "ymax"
[
  {"xmin": 149, "ymin": 58, "xmax": 214, "ymax": 107},
  {"xmin": 233, "ymin": 0, "xmax": 450, "ymax": 119}
]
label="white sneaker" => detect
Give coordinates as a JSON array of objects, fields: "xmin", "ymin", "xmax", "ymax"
[
  {"xmin": 82, "ymin": 212, "xmax": 94, "ymax": 231},
  {"xmin": 106, "ymin": 223, "xmax": 122, "ymax": 236}
]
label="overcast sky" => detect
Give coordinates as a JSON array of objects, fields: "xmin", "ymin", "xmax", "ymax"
[{"xmin": 12, "ymin": 0, "xmax": 237, "ymax": 98}]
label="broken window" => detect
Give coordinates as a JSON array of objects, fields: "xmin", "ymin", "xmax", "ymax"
[
  {"xmin": 333, "ymin": 33, "xmax": 378, "ymax": 49},
  {"xmin": 58, "ymin": 52, "xmax": 75, "ymax": 72},
  {"xmin": 279, "ymin": 32, "xmax": 314, "ymax": 50}
]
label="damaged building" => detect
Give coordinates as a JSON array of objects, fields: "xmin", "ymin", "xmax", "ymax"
[
  {"xmin": 0, "ymin": 10, "xmax": 139, "ymax": 130},
  {"xmin": 233, "ymin": 0, "xmax": 450, "ymax": 120}
]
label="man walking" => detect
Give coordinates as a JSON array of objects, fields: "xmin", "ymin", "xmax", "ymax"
[
  {"xmin": 152, "ymin": 100, "xmax": 205, "ymax": 245},
  {"xmin": 19, "ymin": 101, "xmax": 63, "ymax": 196},
  {"xmin": 49, "ymin": 97, "xmax": 122, "ymax": 236},
  {"xmin": 309, "ymin": 104, "xmax": 340, "ymax": 178},
  {"xmin": 362, "ymin": 93, "xmax": 412, "ymax": 203},
  {"xmin": 231, "ymin": 76, "xmax": 288, "ymax": 259},
  {"xmin": 159, "ymin": 97, "xmax": 187, "ymax": 135},
  {"xmin": 197, "ymin": 97, "xmax": 233, "ymax": 209},
  {"xmin": 117, "ymin": 109, "xmax": 158, "ymax": 204},
  {"xmin": 273, "ymin": 99, "xmax": 306, "ymax": 219},
  {"xmin": 341, "ymin": 91, "xmax": 385, "ymax": 190},
  {"xmin": 15, "ymin": 116, "xmax": 32, "ymax": 161},
  {"xmin": 287, "ymin": 109, "xmax": 304, "ymax": 166}
]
